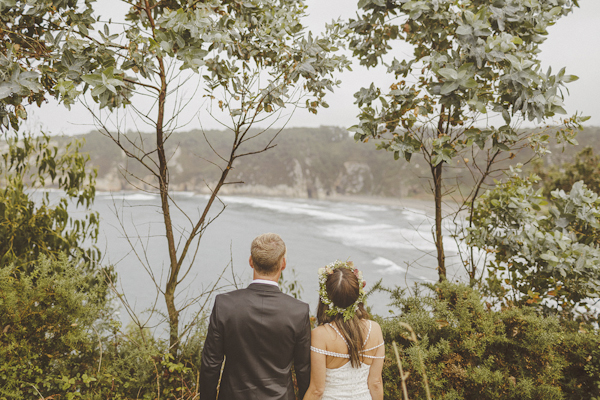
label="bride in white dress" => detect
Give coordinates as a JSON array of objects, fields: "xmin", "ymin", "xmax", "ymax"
[{"xmin": 303, "ymin": 261, "xmax": 385, "ymax": 400}]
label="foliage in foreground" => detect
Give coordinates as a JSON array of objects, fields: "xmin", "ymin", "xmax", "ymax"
[
  {"xmin": 0, "ymin": 134, "xmax": 100, "ymax": 268},
  {"xmin": 0, "ymin": 253, "xmax": 208, "ymax": 399},
  {"xmin": 0, "ymin": 254, "xmax": 109, "ymax": 398},
  {"xmin": 468, "ymin": 167, "xmax": 600, "ymax": 317},
  {"xmin": 379, "ymin": 282, "xmax": 600, "ymax": 400}
]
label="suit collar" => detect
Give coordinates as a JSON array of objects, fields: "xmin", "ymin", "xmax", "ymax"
[{"xmin": 248, "ymin": 282, "xmax": 281, "ymax": 292}]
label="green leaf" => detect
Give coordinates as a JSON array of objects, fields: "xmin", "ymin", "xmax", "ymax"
[
  {"xmin": 438, "ymin": 68, "xmax": 458, "ymax": 80},
  {"xmin": 440, "ymin": 81, "xmax": 460, "ymax": 95},
  {"xmin": 90, "ymin": 85, "xmax": 106, "ymax": 97},
  {"xmin": 563, "ymin": 75, "xmax": 579, "ymax": 83}
]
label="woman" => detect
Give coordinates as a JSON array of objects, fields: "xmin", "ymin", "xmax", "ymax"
[{"xmin": 303, "ymin": 260, "xmax": 385, "ymax": 400}]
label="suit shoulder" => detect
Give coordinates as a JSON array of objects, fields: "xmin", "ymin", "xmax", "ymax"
[
  {"xmin": 213, "ymin": 288, "xmax": 247, "ymax": 307},
  {"xmin": 278, "ymin": 293, "xmax": 309, "ymax": 312},
  {"xmin": 216, "ymin": 287, "xmax": 250, "ymax": 299}
]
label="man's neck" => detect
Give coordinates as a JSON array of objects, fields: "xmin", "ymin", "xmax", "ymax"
[
  {"xmin": 252, "ymin": 271, "xmax": 280, "ymax": 283},
  {"xmin": 251, "ymin": 278, "xmax": 279, "ymax": 287}
]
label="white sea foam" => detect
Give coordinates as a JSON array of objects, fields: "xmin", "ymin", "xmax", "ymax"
[
  {"xmin": 171, "ymin": 191, "xmax": 195, "ymax": 197},
  {"xmin": 402, "ymin": 209, "xmax": 430, "ymax": 222},
  {"xmin": 98, "ymin": 192, "xmax": 159, "ymax": 201},
  {"xmin": 352, "ymin": 204, "xmax": 388, "ymax": 212},
  {"xmin": 372, "ymin": 257, "xmax": 406, "ymax": 275},
  {"xmin": 221, "ymin": 196, "xmax": 364, "ymax": 222},
  {"xmin": 322, "ymin": 223, "xmax": 437, "ymax": 251}
]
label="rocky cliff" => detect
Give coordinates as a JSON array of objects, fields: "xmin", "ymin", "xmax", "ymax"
[{"xmin": 59, "ymin": 125, "xmax": 600, "ymax": 200}]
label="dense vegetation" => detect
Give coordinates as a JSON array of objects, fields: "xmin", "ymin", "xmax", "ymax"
[{"xmin": 380, "ymin": 282, "xmax": 600, "ymax": 400}]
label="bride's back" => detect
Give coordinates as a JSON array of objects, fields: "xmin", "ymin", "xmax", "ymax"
[
  {"xmin": 304, "ymin": 262, "xmax": 385, "ymax": 400},
  {"xmin": 315, "ymin": 319, "xmax": 384, "ymax": 369}
]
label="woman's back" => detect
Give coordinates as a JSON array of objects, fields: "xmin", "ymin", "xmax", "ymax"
[
  {"xmin": 310, "ymin": 320, "xmax": 385, "ymax": 399},
  {"xmin": 303, "ymin": 262, "xmax": 385, "ymax": 400}
]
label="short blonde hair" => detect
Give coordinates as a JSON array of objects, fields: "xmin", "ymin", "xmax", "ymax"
[{"xmin": 251, "ymin": 233, "xmax": 286, "ymax": 275}]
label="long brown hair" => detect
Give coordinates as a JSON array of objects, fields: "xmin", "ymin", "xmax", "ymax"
[{"xmin": 317, "ymin": 267, "xmax": 369, "ymax": 367}]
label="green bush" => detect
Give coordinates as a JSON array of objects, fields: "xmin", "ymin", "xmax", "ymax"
[
  {"xmin": 0, "ymin": 254, "xmax": 111, "ymax": 398},
  {"xmin": 467, "ymin": 167, "xmax": 600, "ymax": 317},
  {"xmin": 0, "ymin": 252, "xmax": 207, "ymax": 400},
  {"xmin": 0, "ymin": 134, "xmax": 100, "ymax": 268},
  {"xmin": 380, "ymin": 282, "xmax": 600, "ymax": 400}
]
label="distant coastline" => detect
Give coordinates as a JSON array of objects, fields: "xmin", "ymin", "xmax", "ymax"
[
  {"xmin": 49, "ymin": 125, "xmax": 600, "ymax": 213},
  {"xmin": 96, "ymin": 188, "xmax": 437, "ymax": 215}
]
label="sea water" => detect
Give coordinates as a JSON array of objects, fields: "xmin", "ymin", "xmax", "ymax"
[{"xmin": 89, "ymin": 192, "xmax": 464, "ymax": 327}]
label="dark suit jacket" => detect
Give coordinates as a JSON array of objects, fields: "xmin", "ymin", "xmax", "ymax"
[{"xmin": 200, "ymin": 283, "xmax": 311, "ymax": 400}]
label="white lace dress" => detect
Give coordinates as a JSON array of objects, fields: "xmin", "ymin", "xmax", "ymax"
[{"xmin": 310, "ymin": 321, "xmax": 385, "ymax": 400}]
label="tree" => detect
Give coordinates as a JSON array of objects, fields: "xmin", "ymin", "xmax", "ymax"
[
  {"xmin": 0, "ymin": 134, "xmax": 99, "ymax": 268},
  {"xmin": 0, "ymin": 133, "xmax": 114, "ymax": 398},
  {"xmin": 0, "ymin": 0, "xmax": 349, "ymax": 354},
  {"xmin": 467, "ymin": 167, "xmax": 600, "ymax": 319},
  {"xmin": 347, "ymin": 0, "xmax": 585, "ymax": 283},
  {"xmin": 0, "ymin": 0, "xmax": 96, "ymax": 130}
]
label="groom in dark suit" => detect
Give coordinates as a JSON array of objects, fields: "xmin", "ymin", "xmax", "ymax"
[{"xmin": 200, "ymin": 233, "xmax": 311, "ymax": 400}]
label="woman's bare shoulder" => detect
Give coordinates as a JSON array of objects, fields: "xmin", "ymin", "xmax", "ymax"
[
  {"xmin": 312, "ymin": 324, "xmax": 327, "ymax": 334},
  {"xmin": 311, "ymin": 324, "xmax": 334, "ymax": 347},
  {"xmin": 364, "ymin": 319, "xmax": 384, "ymax": 340},
  {"xmin": 371, "ymin": 320, "xmax": 383, "ymax": 338},
  {"xmin": 368, "ymin": 319, "xmax": 382, "ymax": 330}
]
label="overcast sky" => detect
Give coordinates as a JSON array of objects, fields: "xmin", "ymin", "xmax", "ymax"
[{"xmin": 25, "ymin": 0, "xmax": 600, "ymax": 135}]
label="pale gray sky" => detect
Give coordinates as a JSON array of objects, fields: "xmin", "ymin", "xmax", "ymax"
[{"xmin": 26, "ymin": 0, "xmax": 600, "ymax": 135}]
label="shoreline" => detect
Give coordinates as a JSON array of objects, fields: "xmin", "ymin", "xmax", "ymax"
[
  {"xmin": 95, "ymin": 188, "xmax": 438, "ymax": 214},
  {"xmin": 317, "ymin": 193, "xmax": 436, "ymax": 213}
]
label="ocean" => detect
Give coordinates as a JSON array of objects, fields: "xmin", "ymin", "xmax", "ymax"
[{"xmin": 90, "ymin": 192, "xmax": 464, "ymax": 325}]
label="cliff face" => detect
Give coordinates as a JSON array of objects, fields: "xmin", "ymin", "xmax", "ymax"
[
  {"xmin": 61, "ymin": 125, "xmax": 600, "ymax": 199},
  {"xmin": 69, "ymin": 126, "xmax": 422, "ymax": 199}
]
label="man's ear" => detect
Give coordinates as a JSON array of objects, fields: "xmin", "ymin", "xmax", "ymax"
[
  {"xmin": 249, "ymin": 256, "xmax": 254, "ymax": 269},
  {"xmin": 280, "ymin": 257, "xmax": 287, "ymax": 272}
]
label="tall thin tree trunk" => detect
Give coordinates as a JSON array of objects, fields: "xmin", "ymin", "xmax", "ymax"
[
  {"xmin": 142, "ymin": 0, "xmax": 180, "ymax": 354},
  {"xmin": 156, "ymin": 65, "xmax": 180, "ymax": 352},
  {"xmin": 433, "ymin": 107, "xmax": 447, "ymax": 282},
  {"xmin": 433, "ymin": 162, "xmax": 446, "ymax": 281}
]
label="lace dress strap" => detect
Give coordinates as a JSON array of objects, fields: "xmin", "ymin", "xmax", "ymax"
[
  {"xmin": 361, "ymin": 342, "xmax": 385, "ymax": 359},
  {"xmin": 363, "ymin": 320, "xmax": 372, "ymax": 346},
  {"xmin": 327, "ymin": 323, "xmax": 348, "ymax": 346},
  {"xmin": 363, "ymin": 342, "xmax": 384, "ymax": 352},
  {"xmin": 362, "ymin": 353, "xmax": 386, "ymax": 359},
  {"xmin": 310, "ymin": 346, "xmax": 350, "ymax": 358},
  {"xmin": 318, "ymin": 321, "xmax": 386, "ymax": 360}
]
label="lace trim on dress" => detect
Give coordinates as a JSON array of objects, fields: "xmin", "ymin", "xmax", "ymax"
[
  {"xmin": 310, "ymin": 320, "xmax": 385, "ymax": 360},
  {"xmin": 310, "ymin": 346, "xmax": 350, "ymax": 358}
]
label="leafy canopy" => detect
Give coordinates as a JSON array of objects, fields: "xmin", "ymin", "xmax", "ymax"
[
  {"xmin": 0, "ymin": 0, "xmax": 97, "ymax": 130},
  {"xmin": 348, "ymin": 0, "xmax": 585, "ymax": 164},
  {"xmin": 1, "ymin": 0, "xmax": 350, "ymax": 129}
]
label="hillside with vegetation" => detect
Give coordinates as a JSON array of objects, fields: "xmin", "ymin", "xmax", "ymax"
[{"xmin": 58, "ymin": 125, "xmax": 600, "ymax": 200}]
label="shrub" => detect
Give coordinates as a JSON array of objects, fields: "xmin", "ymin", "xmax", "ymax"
[
  {"xmin": 0, "ymin": 254, "xmax": 111, "ymax": 398},
  {"xmin": 380, "ymin": 282, "xmax": 600, "ymax": 400},
  {"xmin": 467, "ymin": 167, "xmax": 600, "ymax": 318},
  {"xmin": 0, "ymin": 252, "xmax": 207, "ymax": 400}
]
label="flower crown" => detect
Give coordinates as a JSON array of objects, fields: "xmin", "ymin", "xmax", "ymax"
[{"xmin": 318, "ymin": 260, "xmax": 367, "ymax": 322}]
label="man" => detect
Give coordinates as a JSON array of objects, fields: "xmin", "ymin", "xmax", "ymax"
[{"xmin": 200, "ymin": 233, "xmax": 311, "ymax": 400}]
